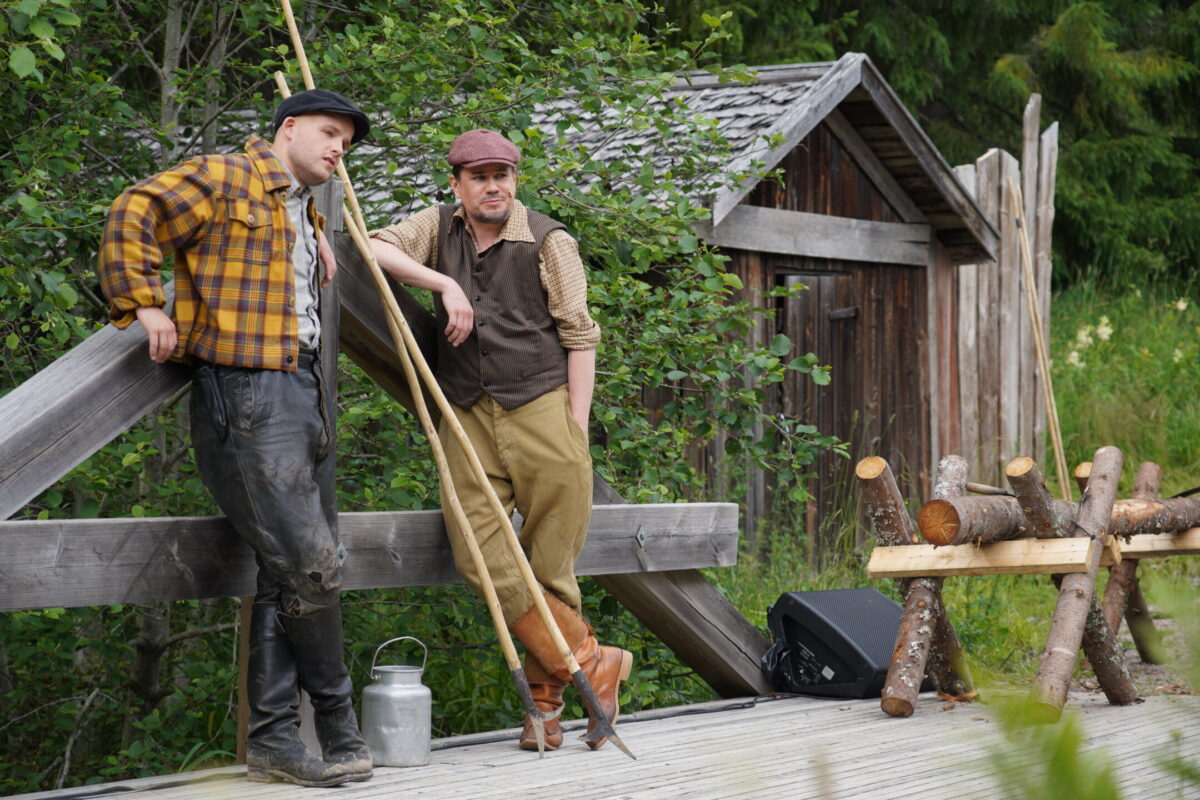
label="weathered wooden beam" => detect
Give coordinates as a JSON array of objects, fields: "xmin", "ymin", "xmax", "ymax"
[
  {"xmin": 698, "ymin": 205, "xmax": 931, "ymax": 267},
  {"xmin": 333, "ymin": 232, "xmax": 440, "ymax": 417},
  {"xmin": 0, "ymin": 293, "xmax": 191, "ymax": 521},
  {"xmin": 589, "ymin": 477, "xmax": 772, "ymax": 698},
  {"xmin": 823, "ymin": 109, "xmax": 927, "ymax": 224},
  {"xmin": 0, "ymin": 503, "xmax": 738, "ymax": 612},
  {"xmin": 867, "ymin": 539, "xmax": 1095, "ymax": 579}
]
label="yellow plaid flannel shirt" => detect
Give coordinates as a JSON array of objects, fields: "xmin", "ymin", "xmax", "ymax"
[{"xmin": 98, "ymin": 135, "xmax": 322, "ymax": 370}]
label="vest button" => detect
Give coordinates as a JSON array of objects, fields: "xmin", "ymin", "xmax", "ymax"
[
  {"xmin": 478, "ymin": 321, "xmax": 486, "ymax": 327},
  {"xmin": 474, "ymin": 295, "xmax": 481, "ymax": 302},
  {"xmin": 473, "ymin": 265, "xmax": 482, "ymax": 273},
  {"xmin": 481, "ymin": 349, "xmax": 489, "ymax": 356}
]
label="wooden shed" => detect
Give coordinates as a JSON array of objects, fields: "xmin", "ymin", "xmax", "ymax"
[
  {"xmin": 558, "ymin": 52, "xmax": 1060, "ymax": 557},
  {"xmin": 674, "ymin": 55, "xmax": 1063, "ymax": 554}
]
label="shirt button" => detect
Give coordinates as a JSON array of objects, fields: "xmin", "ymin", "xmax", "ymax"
[
  {"xmin": 286, "ymin": 355, "xmax": 294, "ymax": 364},
  {"xmin": 247, "ymin": 213, "xmax": 256, "ymax": 224}
]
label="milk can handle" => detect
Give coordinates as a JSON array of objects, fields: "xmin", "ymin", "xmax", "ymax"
[{"xmin": 370, "ymin": 636, "xmax": 428, "ymax": 678}]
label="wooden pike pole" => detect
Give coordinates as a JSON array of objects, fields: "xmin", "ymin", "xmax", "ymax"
[{"xmin": 276, "ymin": 0, "xmax": 633, "ymax": 759}]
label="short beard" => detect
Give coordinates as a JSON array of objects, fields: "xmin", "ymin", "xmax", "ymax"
[{"xmin": 468, "ymin": 206, "xmax": 511, "ymax": 227}]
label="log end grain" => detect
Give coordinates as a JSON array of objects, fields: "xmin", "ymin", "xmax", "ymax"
[
  {"xmin": 1006, "ymin": 456, "xmax": 1036, "ymax": 478},
  {"xmin": 917, "ymin": 499, "xmax": 960, "ymax": 546},
  {"xmin": 856, "ymin": 456, "xmax": 888, "ymax": 481},
  {"xmin": 880, "ymin": 696, "xmax": 915, "ymax": 718}
]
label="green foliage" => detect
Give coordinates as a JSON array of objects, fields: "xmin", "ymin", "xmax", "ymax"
[{"xmin": 0, "ymin": 0, "xmax": 840, "ymax": 792}]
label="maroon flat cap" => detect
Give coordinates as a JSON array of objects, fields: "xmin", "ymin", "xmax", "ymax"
[{"xmin": 447, "ymin": 129, "xmax": 520, "ymax": 169}]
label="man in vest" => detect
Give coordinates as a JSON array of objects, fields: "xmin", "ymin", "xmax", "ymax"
[
  {"xmin": 98, "ymin": 90, "xmax": 373, "ymax": 786},
  {"xmin": 369, "ymin": 129, "xmax": 631, "ymax": 751}
]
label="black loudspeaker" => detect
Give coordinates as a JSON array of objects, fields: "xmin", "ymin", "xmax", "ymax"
[{"xmin": 763, "ymin": 587, "xmax": 925, "ymax": 699}]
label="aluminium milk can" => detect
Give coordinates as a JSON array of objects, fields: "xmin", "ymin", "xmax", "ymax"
[{"xmin": 361, "ymin": 636, "xmax": 432, "ymax": 767}]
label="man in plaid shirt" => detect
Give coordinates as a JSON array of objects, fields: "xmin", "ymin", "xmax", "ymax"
[{"xmin": 98, "ymin": 90, "xmax": 373, "ymax": 787}]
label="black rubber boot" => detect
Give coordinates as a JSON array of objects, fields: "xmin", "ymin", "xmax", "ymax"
[
  {"xmin": 245, "ymin": 603, "xmax": 351, "ymax": 787},
  {"xmin": 281, "ymin": 604, "xmax": 373, "ymax": 781}
]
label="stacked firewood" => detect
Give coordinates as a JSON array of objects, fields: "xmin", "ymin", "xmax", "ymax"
[{"xmin": 858, "ymin": 449, "xmax": 1181, "ymax": 721}]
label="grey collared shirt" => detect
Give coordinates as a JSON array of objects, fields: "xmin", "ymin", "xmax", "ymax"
[{"xmin": 283, "ymin": 171, "xmax": 321, "ymax": 348}]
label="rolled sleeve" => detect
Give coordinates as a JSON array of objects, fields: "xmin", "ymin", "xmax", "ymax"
[
  {"xmin": 540, "ymin": 229, "xmax": 600, "ymax": 350},
  {"xmin": 370, "ymin": 205, "xmax": 440, "ymax": 267}
]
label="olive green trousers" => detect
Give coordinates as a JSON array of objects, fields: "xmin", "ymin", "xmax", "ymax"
[{"xmin": 439, "ymin": 385, "xmax": 593, "ymax": 626}]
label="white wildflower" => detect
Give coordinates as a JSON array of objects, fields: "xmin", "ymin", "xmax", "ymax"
[
  {"xmin": 1073, "ymin": 325, "xmax": 1094, "ymax": 350},
  {"xmin": 1174, "ymin": 348, "xmax": 1184, "ymax": 364},
  {"xmin": 1067, "ymin": 350, "xmax": 1085, "ymax": 369},
  {"xmin": 1175, "ymin": 298, "xmax": 1189, "ymax": 312},
  {"xmin": 1095, "ymin": 316, "xmax": 1113, "ymax": 341}
]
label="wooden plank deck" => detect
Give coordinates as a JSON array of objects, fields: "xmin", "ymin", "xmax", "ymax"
[{"xmin": 20, "ymin": 691, "xmax": 1198, "ymax": 800}]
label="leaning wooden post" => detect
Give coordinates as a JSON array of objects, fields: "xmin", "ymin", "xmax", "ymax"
[
  {"xmin": 1102, "ymin": 461, "xmax": 1164, "ymax": 663},
  {"xmin": 1029, "ymin": 447, "xmax": 1128, "ymax": 721},
  {"xmin": 1009, "ymin": 455, "xmax": 1138, "ymax": 710},
  {"xmin": 871, "ymin": 455, "xmax": 973, "ymax": 717}
]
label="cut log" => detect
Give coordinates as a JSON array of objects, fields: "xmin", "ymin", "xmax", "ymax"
[
  {"xmin": 881, "ymin": 455, "xmax": 973, "ymax": 718},
  {"xmin": 1030, "ymin": 446, "xmax": 1127, "ymax": 721},
  {"xmin": 1006, "ymin": 457, "xmax": 1072, "ymax": 539},
  {"xmin": 1074, "ymin": 461, "xmax": 1092, "ymax": 495},
  {"xmin": 1102, "ymin": 462, "xmax": 1164, "ymax": 664},
  {"xmin": 918, "ymin": 495, "xmax": 1038, "ymax": 545},
  {"xmin": 1108, "ymin": 497, "xmax": 1200, "ymax": 537},
  {"xmin": 1012, "ymin": 459, "xmax": 1138, "ymax": 711},
  {"xmin": 856, "ymin": 456, "xmax": 918, "ymax": 546},
  {"xmin": 858, "ymin": 456, "xmax": 973, "ymax": 706}
]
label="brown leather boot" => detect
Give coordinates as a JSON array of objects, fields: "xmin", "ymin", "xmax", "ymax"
[
  {"xmin": 511, "ymin": 592, "xmax": 632, "ymax": 752},
  {"xmin": 517, "ymin": 654, "xmax": 565, "ymax": 751}
]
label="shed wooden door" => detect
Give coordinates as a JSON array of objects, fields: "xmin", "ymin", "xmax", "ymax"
[{"xmin": 777, "ymin": 264, "xmax": 929, "ymax": 562}]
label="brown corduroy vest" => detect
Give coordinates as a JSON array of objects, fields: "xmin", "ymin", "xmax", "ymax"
[{"xmin": 434, "ymin": 203, "xmax": 568, "ymax": 410}]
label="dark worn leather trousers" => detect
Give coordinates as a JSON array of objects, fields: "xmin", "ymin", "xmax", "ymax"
[{"xmin": 190, "ymin": 350, "xmax": 342, "ymax": 617}]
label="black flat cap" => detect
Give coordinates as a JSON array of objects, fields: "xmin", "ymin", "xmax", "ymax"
[{"xmin": 272, "ymin": 89, "xmax": 370, "ymax": 144}]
